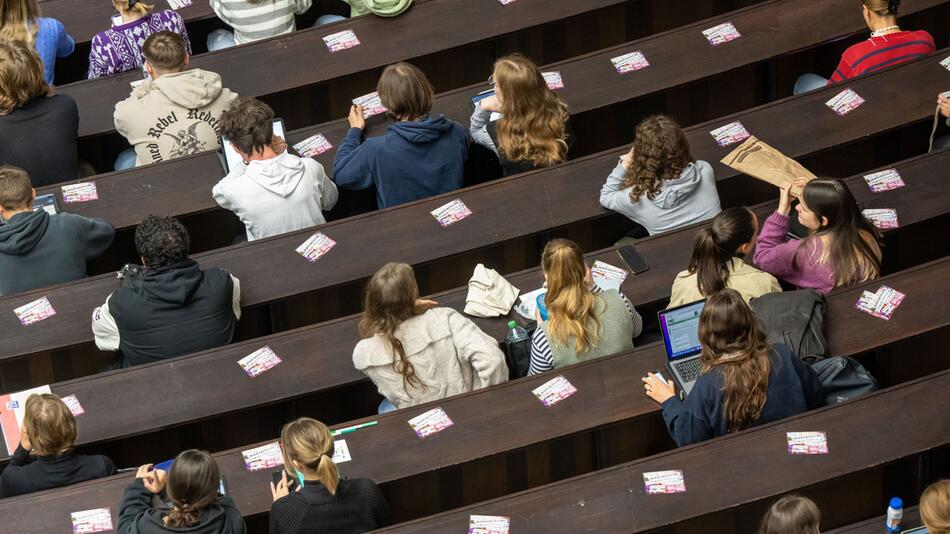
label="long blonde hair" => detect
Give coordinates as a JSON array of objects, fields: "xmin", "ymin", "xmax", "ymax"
[
  {"xmin": 542, "ymin": 239, "xmax": 600, "ymax": 354},
  {"xmin": 921, "ymin": 480, "xmax": 950, "ymax": 534},
  {"xmin": 359, "ymin": 263, "xmax": 426, "ymax": 394},
  {"xmin": 0, "ymin": 0, "xmax": 40, "ymax": 44},
  {"xmin": 493, "ymin": 54, "xmax": 569, "ymax": 168},
  {"xmin": 280, "ymin": 418, "xmax": 340, "ymax": 495}
]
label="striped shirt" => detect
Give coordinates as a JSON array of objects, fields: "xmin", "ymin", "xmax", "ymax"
[
  {"xmin": 828, "ymin": 30, "xmax": 934, "ymax": 84},
  {"xmin": 210, "ymin": 0, "xmax": 313, "ymax": 45},
  {"xmin": 527, "ymin": 286, "xmax": 643, "ymax": 375}
]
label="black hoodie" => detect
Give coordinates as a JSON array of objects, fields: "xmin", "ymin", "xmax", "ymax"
[
  {"xmin": 118, "ymin": 478, "xmax": 246, "ymax": 534},
  {"xmin": 0, "ymin": 210, "xmax": 114, "ymax": 296}
]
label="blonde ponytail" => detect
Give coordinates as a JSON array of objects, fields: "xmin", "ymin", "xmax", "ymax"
[
  {"xmin": 315, "ymin": 452, "xmax": 341, "ymax": 495},
  {"xmin": 280, "ymin": 418, "xmax": 341, "ymax": 495},
  {"xmin": 541, "ymin": 239, "xmax": 600, "ymax": 354}
]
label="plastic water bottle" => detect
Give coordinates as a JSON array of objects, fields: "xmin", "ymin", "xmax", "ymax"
[
  {"xmin": 505, "ymin": 321, "xmax": 529, "ymax": 345},
  {"xmin": 885, "ymin": 496, "xmax": 903, "ymax": 533}
]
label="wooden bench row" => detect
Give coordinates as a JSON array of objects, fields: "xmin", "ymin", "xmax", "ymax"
[{"xmin": 2, "ymin": 256, "xmax": 948, "ymax": 531}]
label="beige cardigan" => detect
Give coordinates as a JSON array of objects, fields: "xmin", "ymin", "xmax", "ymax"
[
  {"xmin": 352, "ymin": 308, "xmax": 508, "ymax": 409},
  {"xmin": 668, "ymin": 257, "xmax": 782, "ymax": 308}
]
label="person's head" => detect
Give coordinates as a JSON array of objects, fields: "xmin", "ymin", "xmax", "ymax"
[
  {"xmin": 0, "ymin": 40, "xmax": 49, "ymax": 115},
  {"xmin": 377, "ymin": 62, "xmax": 433, "ymax": 122},
  {"xmin": 134, "ymin": 215, "xmax": 190, "ymax": 268},
  {"xmin": 758, "ymin": 494, "xmax": 821, "ymax": 534},
  {"xmin": 698, "ymin": 289, "xmax": 771, "ymax": 433},
  {"xmin": 862, "ymin": 0, "xmax": 900, "ymax": 26},
  {"xmin": 623, "ymin": 115, "xmax": 694, "ymax": 203},
  {"xmin": 795, "ymin": 179, "xmax": 882, "ymax": 287},
  {"xmin": 112, "ymin": 0, "xmax": 152, "ymax": 17},
  {"xmin": 0, "ymin": 0, "xmax": 40, "ymax": 44},
  {"xmin": 921, "ymin": 480, "xmax": 950, "ymax": 534},
  {"xmin": 219, "ymin": 97, "xmax": 275, "ymax": 160},
  {"xmin": 491, "ymin": 54, "xmax": 569, "ymax": 168},
  {"xmin": 0, "ymin": 165, "xmax": 35, "ymax": 219},
  {"xmin": 279, "ymin": 418, "xmax": 340, "ymax": 494},
  {"xmin": 164, "ymin": 450, "xmax": 220, "ymax": 529},
  {"xmin": 687, "ymin": 207, "xmax": 760, "ymax": 297},
  {"xmin": 541, "ymin": 239, "xmax": 600, "ymax": 354},
  {"xmin": 359, "ymin": 263, "xmax": 425, "ymax": 393},
  {"xmin": 22, "ymin": 394, "xmax": 77, "ymax": 456},
  {"xmin": 142, "ymin": 31, "xmax": 189, "ymax": 79}
]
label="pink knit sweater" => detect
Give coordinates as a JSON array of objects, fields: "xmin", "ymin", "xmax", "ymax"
[{"xmin": 753, "ymin": 211, "xmax": 835, "ymax": 294}]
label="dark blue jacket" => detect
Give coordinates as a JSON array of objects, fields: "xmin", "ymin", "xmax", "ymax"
[
  {"xmin": 661, "ymin": 344, "xmax": 824, "ymax": 447},
  {"xmin": 331, "ymin": 115, "xmax": 468, "ymax": 209}
]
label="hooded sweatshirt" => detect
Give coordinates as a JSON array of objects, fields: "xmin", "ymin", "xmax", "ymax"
[
  {"xmin": 599, "ymin": 159, "xmax": 722, "ymax": 236},
  {"xmin": 118, "ymin": 478, "xmax": 246, "ymax": 534},
  {"xmin": 332, "ymin": 115, "xmax": 469, "ymax": 209},
  {"xmin": 114, "ymin": 69, "xmax": 238, "ymax": 167},
  {"xmin": 212, "ymin": 152, "xmax": 339, "ymax": 241},
  {"xmin": 0, "ymin": 210, "xmax": 114, "ymax": 296},
  {"xmin": 92, "ymin": 260, "xmax": 242, "ymax": 368}
]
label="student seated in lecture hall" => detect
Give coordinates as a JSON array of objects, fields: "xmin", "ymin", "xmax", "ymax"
[
  {"xmin": 470, "ymin": 53, "xmax": 573, "ymax": 177},
  {"xmin": 754, "ymin": 178, "xmax": 883, "ymax": 295},
  {"xmin": 213, "ymin": 97, "xmax": 338, "ymax": 241},
  {"xmin": 113, "ymin": 31, "xmax": 239, "ymax": 171},
  {"xmin": 92, "ymin": 215, "xmax": 242, "ymax": 369},
  {"xmin": 353, "ymin": 262, "xmax": 508, "ymax": 413},
  {"xmin": 528, "ymin": 239, "xmax": 644, "ymax": 376},
  {"xmin": 642, "ymin": 289, "xmax": 824, "ymax": 447},
  {"xmin": 0, "ymin": 166, "xmax": 115, "ymax": 297},
  {"xmin": 920, "ymin": 479, "xmax": 950, "ymax": 533},
  {"xmin": 0, "ymin": 0, "xmax": 74, "ymax": 85},
  {"xmin": 118, "ymin": 450, "xmax": 246, "ymax": 534},
  {"xmin": 269, "ymin": 418, "xmax": 391, "ymax": 534},
  {"xmin": 207, "ymin": 0, "xmax": 346, "ymax": 51},
  {"xmin": 88, "ymin": 0, "xmax": 191, "ymax": 80},
  {"xmin": 793, "ymin": 0, "xmax": 935, "ymax": 94},
  {"xmin": 599, "ymin": 115, "xmax": 722, "ymax": 236},
  {"xmin": 757, "ymin": 494, "xmax": 821, "ymax": 534},
  {"xmin": 668, "ymin": 207, "xmax": 781, "ymax": 309},
  {"xmin": 0, "ymin": 42, "xmax": 79, "ymax": 187},
  {"xmin": 0, "ymin": 394, "xmax": 117, "ymax": 498},
  {"xmin": 332, "ymin": 62, "xmax": 469, "ymax": 209}
]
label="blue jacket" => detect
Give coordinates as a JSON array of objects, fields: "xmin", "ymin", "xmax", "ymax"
[
  {"xmin": 331, "ymin": 115, "xmax": 469, "ymax": 209},
  {"xmin": 661, "ymin": 344, "xmax": 824, "ymax": 447}
]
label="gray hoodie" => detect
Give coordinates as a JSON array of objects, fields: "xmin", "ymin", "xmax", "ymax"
[
  {"xmin": 0, "ymin": 210, "xmax": 114, "ymax": 296},
  {"xmin": 114, "ymin": 69, "xmax": 238, "ymax": 167},
  {"xmin": 599, "ymin": 159, "xmax": 722, "ymax": 235},
  {"xmin": 212, "ymin": 151, "xmax": 339, "ymax": 241}
]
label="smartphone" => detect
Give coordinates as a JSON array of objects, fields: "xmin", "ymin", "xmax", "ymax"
[
  {"xmin": 617, "ymin": 245, "xmax": 649, "ymax": 275},
  {"xmin": 218, "ymin": 475, "xmax": 228, "ymax": 496},
  {"xmin": 271, "ymin": 470, "xmax": 298, "ymax": 492}
]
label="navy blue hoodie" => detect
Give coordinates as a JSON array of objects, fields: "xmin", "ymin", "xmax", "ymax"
[{"xmin": 331, "ymin": 115, "xmax": 469, "ymax": 208}]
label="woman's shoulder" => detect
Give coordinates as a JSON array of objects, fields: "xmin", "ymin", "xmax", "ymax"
[{"xmin": 36, "ymin": 18, "xmax": 65, "ymax": 33}]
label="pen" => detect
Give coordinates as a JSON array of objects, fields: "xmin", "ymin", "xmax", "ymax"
[{"xmin": 331, "ymin": 421, "xmax": 378, "ymax": 437}]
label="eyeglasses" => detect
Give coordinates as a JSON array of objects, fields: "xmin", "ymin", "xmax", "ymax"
[{"xmin": 487, "ymin": 75, "xmax": 495, "ymax": 87}]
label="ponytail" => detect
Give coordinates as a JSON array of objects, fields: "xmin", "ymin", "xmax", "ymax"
[
  {"xmin": 281, "ymin": 418, "xmax": 341, "ymax": 495},
  {"xmin": 542, "ymin": 239, "xmax": 601, "ymax": 354},
  {"xmin": 163, "ymin": 450, "xmax": 220, "ymax": 529},
  {"xmin": 165, "ymin": 503, "xmax": 203, "ymax": 529},
  {"xmin": 686, "ymin": 207, "xmax": 758, "ymax": 298},
  {"xmin": 115, "ymin": 0, "xmax": 153, "ymax": 16},
  {"xmin": 315, "ymin": 452, "xmax": 341, "ymax": 495}
]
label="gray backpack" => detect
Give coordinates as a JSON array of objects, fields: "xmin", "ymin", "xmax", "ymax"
[{"xmin": 750, "ymin": 289, "xmax": 828, "ymax": 363}]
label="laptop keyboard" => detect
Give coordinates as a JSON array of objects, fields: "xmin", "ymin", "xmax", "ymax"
[{"xmin": 674, "ymin": 358, "xmax": 702, "ymax": 383}]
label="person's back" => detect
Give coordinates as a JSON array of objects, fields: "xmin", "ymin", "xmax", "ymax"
[
  {"xmin": 88, "ymin": 1, "xmax": 191, "ymax": 79},
  {"xmin": 539, "ymin": 290, "xmax": 634, "ymax": 368},
  {"xmin": 210, "ymin": 0, "xmax": 312, "ymax": 45},
  {"xmin": 32, "ymin": 17, "xmax": 75, "ymax": 84}
]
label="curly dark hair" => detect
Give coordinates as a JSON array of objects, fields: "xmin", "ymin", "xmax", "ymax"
[
  {"xmin": 134, "ymin": 215, "xmax": 190, "ymax": 268},
  {"xmin": 623, "ymin": 115, "xmax": 694, "ymax": 203}
]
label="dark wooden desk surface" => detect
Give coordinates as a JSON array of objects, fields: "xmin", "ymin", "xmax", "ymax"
[
  {"xmin": 1, "ymin": 256, "xmax": 947, "ymax": 532},
  {"xmin": 825, "ymin": 506, "xmax": 923, "ymax": 533},
  {"xmin": 15, "ymin": 148, "xmax": 948, "ymax": 461},
  {"xmin": 42, "ymin": 0, "xmax": 214, "ymax": 45}
]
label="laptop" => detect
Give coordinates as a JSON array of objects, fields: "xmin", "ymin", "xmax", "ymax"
[
  {"xmin": 658, "ymin": 299, "xmax": 705, "ymax": 397},
  {"xmin": 220, "ymin": 118, "xmax": 286, "ymax": 174}
]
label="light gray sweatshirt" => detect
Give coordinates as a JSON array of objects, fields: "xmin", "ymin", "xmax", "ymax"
[{"xmin": 599, "ymin": 159, "xmax": 722, "ymax": 235}]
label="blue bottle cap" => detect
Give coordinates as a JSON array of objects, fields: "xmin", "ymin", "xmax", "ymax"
[{"xmin": 889, "ymin": 497, "xmax": 903, "ymax": 508}]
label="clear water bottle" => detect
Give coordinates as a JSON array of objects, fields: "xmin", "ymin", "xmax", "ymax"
[
  {"xmin": 505, "ymin": 321, "xmax": 529, "ymax": 345},
  {"xmin": 885, "ymin": 496, "xmax": 903, "ymax": 533}
]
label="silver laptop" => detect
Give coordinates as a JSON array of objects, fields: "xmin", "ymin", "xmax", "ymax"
[{"xmin": 658, "ymin": 299, "xmax": 705, "ymax": 396}]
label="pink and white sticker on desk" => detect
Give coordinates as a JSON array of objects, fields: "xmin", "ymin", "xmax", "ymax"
[
  {"xmin": 293, "ymin": 133, "xmax": 334, "ymax": 158},
  {"xmin": 610, "ymin": 51, "xmax": 650, "ymax": 74},
  {"xmin": 323, "ymin": 30, "xmax": 361, "ymax": 53},
  {"xmin": 826, "ymin": 88, "xmax": 865, "ymax": 116},
  {"xmin": 70, "ymin": 508, "xmax": 114, "ymax": 533},
  {"xmin": 167, "ymin": 0, "xmax": 191, "ymax": 9},
  {"xmin": 702, "ymin": 22, "xmax": 741, "ymax": 46},
  {"xmin": 295, "ymin": 232, "xmax": 336, "ymax": 262},
  {"xmin": 62, "ymin": 182, "xmax": 99, "ymax": 203},
  {"xmin": 643, "ymin": 470, "xmax": 686, "ymax": 495},
  {"xmin": 863, "ymin": 169, "xmax": 905, "ymax": 193},
  {"xmin": 61, "ymin": 394, "xmax": 85, "ymax": 417},
  {"xmin": 14, "ymin": 296, "xmax": 56, "ymax": 326},
  {"xmin": 941, "ymin": 56, "xmax": 950, "ymax": 71}
]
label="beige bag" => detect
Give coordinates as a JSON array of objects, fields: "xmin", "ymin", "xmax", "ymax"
[
  {"xmin": 721, "ymin": 136, "xmax": 816, "ymax": 197},
  {"xmin": 464, "ymin": 264, "xmax": 520, "ymax": 318}
]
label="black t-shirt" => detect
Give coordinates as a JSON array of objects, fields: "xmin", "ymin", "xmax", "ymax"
[{"xmin": 0, "ymin": 94, "xmax": 79, "ymax": 186}]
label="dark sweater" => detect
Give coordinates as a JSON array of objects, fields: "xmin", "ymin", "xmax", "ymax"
[
  {"xmin": 0, "ymin": 209, "xmax": 115, "ymax": 296},
  {"xmin": 269, "ymin": 478, "xmax": 391, "ymax": 534},
  {"xmin": 486, "ymin": 116, "xmax": 574, "ymax": 177},
  {"xmin": 118, "ymin": 478, "xmax": 246, "ymax": 534},
  {"xmin": 0, "ymin": 95, "xmax": 79, "ymax": 186},
  {"xmin": 0, "ymin": 444, "xmax": 115, "ymax": 498},
  {"xmin": 331, "ymin": 115, "xmax": 469, "ymax": 209},
  {"xmin": 661, "ymin": 344, "xmax": 824, "ymax": 447}
]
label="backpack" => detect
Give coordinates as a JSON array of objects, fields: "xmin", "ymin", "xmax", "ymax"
[
  {"xmin": 810, "ymin": 356, "xmax": 879, "ymax": 406},
  {"xmin": 502, "ymin": 324, "xmax": 536, "ymax": 379},
  {"xmin": 750, "ymin": 290, "xmax": 827, "ymax": 363}
]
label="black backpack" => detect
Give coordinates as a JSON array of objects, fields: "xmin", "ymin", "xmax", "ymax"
[
  {"xmin": 810, "ymin": 356, "xmax": 880, "ymax": 405},
  {"xmin": 502, "ymin": 323, "xmax": 536, "ymax": 379},
  {"xmin": 750, "ymin": 290, "xmax": 828, "ymax": 363}
]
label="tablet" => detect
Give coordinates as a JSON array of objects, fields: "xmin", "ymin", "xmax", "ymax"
[
  {"xmin": 471, "ymin": 88, "xmax": 495, "ymax": 107},
  {"xmin": 220, "ymin": 118, "xmax": 286, "ymax": 174},
  {"xmin": 32, "ymin": 194, "xmax": 58, "ymax": 216}
]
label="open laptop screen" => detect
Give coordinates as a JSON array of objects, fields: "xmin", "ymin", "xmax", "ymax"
[{"xmin": 659, "ymin": 299, "xmax": 705, "ymax": 360}]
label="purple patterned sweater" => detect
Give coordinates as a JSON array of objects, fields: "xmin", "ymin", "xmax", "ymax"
[
  {"xmin": 753, "ymin": 211, "xmax": 836, "ymax": 294},
  {"xmin": 87, "ymin": 11, "xmax": 192, "ymax": 80}
]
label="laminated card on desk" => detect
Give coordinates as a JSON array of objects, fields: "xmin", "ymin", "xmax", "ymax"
[
  {"xmin": 855, "ymin": 285, "xmax": 906, "ymax": 321},
  {"xmin": 408, "ymin": 407, "xmax": 454, "ymax": 439},
  {"xmin": 826, "ymin": 88, "xmax": 866, "ymax": 116},
  {"xmin": 296, "ymin": 232, "xmax": 336, "ymax": 262},
  {"xmin": 242, "ymin": 441, "xmax": 284, "ymax": 472},
  {"xmin": 863, "ymin": 169, "xmax": 904, "ymax": 193},
  {"xmin": 709, "ymin": 121, "xmax": 751, "ymax": 147},
  {"xmin": 431, "ymin": 199, "xmax": 472, "ymax": 227},
  {"xmin": 862, "ymin": 208, "xmax": 899, "ymax": 230},
  {"xmin": 61, "ymin": 394, "xmax": 85, "ymax": 417},
  {"xmin": 532, "ymin": 376, "xmax": 578, "ymax": 407},
  {"xmin": 610, "ymin": 51, "xmax": 650, "ymax": 74},
  {"xmin": 14, "ymin": 296, "xmax": 56, "ymax": 326},
  {"xmin": 787, "ymin": 431, "xmax": 829, "ymax": 455},
  {"xmin": 323, "ymin": 30, "xmax": 361, "ymax": 53},
  {"xmin": 702, "ymin": 22, "xmax": 741, "ymax": 46},
  {"xmin": 62, "ymin": 182, "xmax": 99, "ymax": 203},
  {"xmin": 237, "ymin": 346, "xmax": 282, "ymax": 378},
  {"xmin": 71, "ymin": 508, "xmax": 114, "ymax": 533},
  {"xmin": 332, "ymin": 440, "xmax": 351, "ymax": 464},
  {"xmin": 721, "ymin": 136, "xmax": 817, "ymax": 197},
  {"xmin": 941, "ymin": 56, "xmax": 950, "ymax": 71},
  {"xmin": 293, "ymin": 133, "xmax": 334, "ymax": 158},
  {"xmin": 542, "ymin": 71, "xmax": 564, "ymax": 90},
  {"xmin": 469, "ymin": 514, "xmax": 510, "ymax": 534},
  {"xmin": 643, "ymin": 470, "xmax": 686, "ymax": 494}
]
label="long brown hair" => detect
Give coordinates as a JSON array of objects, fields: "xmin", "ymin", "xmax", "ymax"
[
  {"xmin": 280, "ymin": 418, "xmax": 340, "ymax": 495},
  {"xmin": 23, "ymin": 394, "xmax": 77, "ymax": 456},
  {"xmin": 698, "ymin": 289, "xmax": 772, "ymax": 433},
  {"xmin": 758, "ymin": 494, "xmax": 821, "ymax": 534},
  {"xmin": 359, "ymin": 263, "xmax": 426, "ymax": 393},
  {"xmin": 0, "ymin": 41, "xmax": 49, "ymax": 115},
  {"xmin": 377, "ymin": 62, "xmax": 433, "ymax": 121},
  {"xmin": 542, "ymin": 239, "xmax": 600, "ymax": 354},
  {"xmin": 0, "ymin": 0, "xmax": 40, "ymax": 44},
  {"xmin": 686, "ymin": 207, "xmax": 758, "ymax": 297},
  {"xmin": 493, "ymin": 54, "xmax": 569, "ymax": 167},
  {"xmin": 164, "ymin": 450, "xmax": 220, "ymax": 529},
  {"xmin": 793, "ymin": 179, "xmax": 882, "ymax": 288},
  {"xmin": 623, "ymin": 115, "xmax": 694, "ymax": 203},
  {"xmin": 921, "ymin": 480, "xmax": 950, "ymax": 534}
]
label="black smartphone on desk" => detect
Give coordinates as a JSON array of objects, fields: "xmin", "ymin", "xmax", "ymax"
[{"xmin": 618, "ymin": 244, "xmax": 649, "ymax": 275}]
